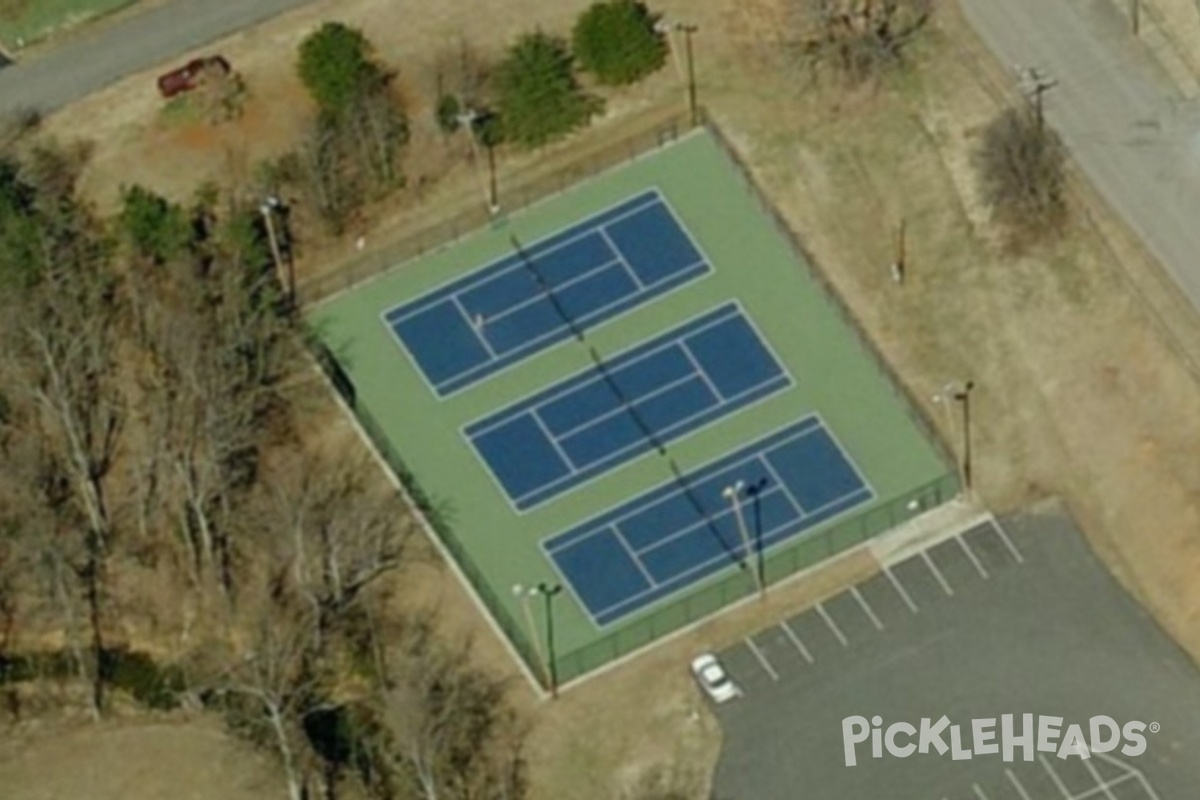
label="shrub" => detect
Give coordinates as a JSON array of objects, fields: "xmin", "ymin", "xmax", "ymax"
[
  {"xmin": 297, "ymin": 22, "xmax": 385, "ymax": 115},
  {"xmin": 974, "ymin": 106, "xmax": 1067, "ymax": 246},
  {"xmin": 572, "ymin": 0, "xmax": 667, "ymax": 86},
  {"xmin": 495, "ymin": 31, "xmax": 601, "ymax": 148}
]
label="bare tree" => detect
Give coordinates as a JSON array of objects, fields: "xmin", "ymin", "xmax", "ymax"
[
  {"xmin": 974, "ymin": 105, "xmax": 1067, "ymax": 247},
  {"xmin": 268, "ymin": 454, "xmax": 412, "ymax": 652},
  {"xmin": 793, "ymin": 0, "xmax": 931, "ymax": 82},
  {"xmin": 380, "ymin": 619, "xmax": 527, "ymax": 800},
  {"xmin": 213, "ymin": 607, "xmax": 326, "ymax": 800}
]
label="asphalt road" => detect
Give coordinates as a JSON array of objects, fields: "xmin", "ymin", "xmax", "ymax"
[
  {"xmin": 0, "ymin": 0, "xmax": 321, "ymax": 116},
  {"xmin": 711, "ymin": 510, "xmax": 1200, "ymax": 800},
  {"xmin": 960, "ymin": 0, "xmax": 1200, "ymax": 312}
]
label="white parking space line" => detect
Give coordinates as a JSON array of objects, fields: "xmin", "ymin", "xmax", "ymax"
[
  {"xmin": 990, "ymin": 515, "xmax": 1026, "ymax": 564},
  {"xmin": 1005, "ymin": 770, "xmax": 1034, "ymax": 800},
  {"xmin": 816, "ymin": 602, "xmax": 849, "ymax": 647},
  {"xmin": 1038, "ymin": 754, "xmax": 1073, "ymax": 798},
  {"xmin": 780, "ymin": 619, "xmax": 814, "ymax": 664},
  {"xmin": 1094, "ymin": 751, "xmax": 1163, "ymax": 800},
  {"xmin": 1080, "ymin": 756, "xmax": 1122, "ymax": 800},
  {"xmin": 745, "ymin": 636, "xmax": 779, "ymax": 681},
  {"xmin": 883, "ymin": 565, "xmax": 919, "ymax": 613},
  {"xmin": 921, "ymin": 550, "xmax": 955, "ymax": 596},
  {"xmin": 956, "ymin": 534, "xmax": 989, "ymax": 579},
  {"xmin": 850, "ymin": 586, "xmax": 884, "ymax": 630},
  {"xmin": 972, "ymin": 782, "xmax": 991, "ymax": 799}
]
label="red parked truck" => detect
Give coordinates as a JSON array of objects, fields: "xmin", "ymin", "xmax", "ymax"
[{"xmin": 156, "ymin": 56, "xmax": 230, "ymax": 98}]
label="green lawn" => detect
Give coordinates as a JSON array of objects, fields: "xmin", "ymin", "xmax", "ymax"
[
  {"xmin": 0, "ymin": 0, "xmax": 137, "ymax": 49},
  {"xmin": 310, "ymin": 130, "xmax": 956, "ymax": 686}
]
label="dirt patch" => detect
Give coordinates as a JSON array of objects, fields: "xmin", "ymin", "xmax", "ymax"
[{"xmin": 0, "ymin": 717, "xmax": 277, "ymax": 800}]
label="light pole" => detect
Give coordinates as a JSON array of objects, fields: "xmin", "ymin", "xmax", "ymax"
[
  {"xmin": 723, "ymin": 481, "xmax": 764, "ymax": 598},
  {"xmin": 744, "ymin": 477, "xmax": 770, "ymax": 593},
  {"xmin": 530, "ymin": 582, "xmax": 562, "ymax": 698},
  {"xmin": 456, "ymin": 106, "xmax": 499, "ymax": 215},
  {"xmin": 259, "ymin": 196, "xmax": 293, "ymax": 306},
  {"xmin": 655, "ymin": 20, "xmax": 700, "ymax": 128},
  {"xmin": 512, "ymin": 583, "xmax": 550, "ymax": 693},
  {"xmin": 954, "ymin": 381, "xmax": 976, "ymax": 496},
  {"xmin": 933, "ymin": 381, "xmax": 976, "ymax": 497}
]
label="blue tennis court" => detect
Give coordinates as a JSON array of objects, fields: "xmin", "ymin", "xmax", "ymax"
[
  {"xmin": 464, "ymin": 303, "xmax": 791, "ymax": 512},
  {"xmin": 543, "ymin": 416, "xmax": 874, "ymax": 626},
  {"xmin": 384, "ymin": 190, "xmax": 711, "ymax": 397}
]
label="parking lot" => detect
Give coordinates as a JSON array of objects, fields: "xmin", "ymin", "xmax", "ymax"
[{"xmin": 710, "ymin": 506, "xmax": 1200, "ymax": 799}]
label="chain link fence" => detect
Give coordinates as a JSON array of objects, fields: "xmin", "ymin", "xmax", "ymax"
[{"xmin": 308, "ymin": 110, "xmax": 959, "ymax": 689}]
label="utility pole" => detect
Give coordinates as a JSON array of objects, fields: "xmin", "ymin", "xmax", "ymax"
[
  {"xmin": 1015, "ymin": 65, "xmax": 1057, "ymax": 132},
  {"xmin": 1131, "ymin": 0, "xmax": 1141, "ymax": 35}
]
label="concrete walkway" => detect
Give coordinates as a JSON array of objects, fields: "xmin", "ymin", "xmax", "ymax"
[{"xmin": 961, "ymin": 0, "xmax": 1200, "ymax": 310}]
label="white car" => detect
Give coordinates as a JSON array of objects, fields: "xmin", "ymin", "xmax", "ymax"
[{"xmin": 690, "ymin": 653, "xmax": 742, "ymax": 703}]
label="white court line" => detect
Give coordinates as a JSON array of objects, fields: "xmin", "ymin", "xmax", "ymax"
[
  {"xmin": 779, "ymin": 619, "xmax": 814, "ymax": 663},
  {"xmin": 956, "ymin": 534, "xmax": 989, "ymax": 579},
  {"xmin": 745, "ymin": 637, "xmax": 779, "ymax": 681},
  {"xmin": 972, "ymin": 783, "xmax": 991, "ymax": 799},
  {"xmin": 609, "ymin": 524, "xmax": 658, "ymax": 588},
  {"xmin": 921, "ymin": 550, "xmax": 955, "ymax": 596},
  {"xmin": 883, "ymin": 565, "xmax": 919, "ymax": 613},
  {"xmin": 597, "ymin": 227, "xmax": 644, "ymax": 289},
  {"xmin": 989, "ymin": 514, "xmax": 1026, "ymax": 564},
  {"xmin": 816, "ymin": 602, "xmax": 849, "ymax": 647},
  {"xmin": 1005, "ymin": 769, "xmax": 1034, "ymax": 800},
  {"xmin": 453, "ymin": 295, "xmax": 497, "ymax": 358},
  {"xmin": 1038, "ymin": 754, "xmax": 1074, "ymax": 798},
  {"xmin": 530, "ymin": 409, "xmax": 578, "ymax": 473},
  {"xmin": 678, "ymin": 339, "xmax": 724, "ymax": 402},
  {"xmin": 385, "ymin": 191, "xmax": 661, "ymax": 323},
  {"xmin": 850, "ymin": 586, "xmax": 884, "ymax": 630}
]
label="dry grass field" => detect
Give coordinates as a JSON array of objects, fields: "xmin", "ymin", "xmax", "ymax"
[{"xmin": 8, "ymin": 0, "xmax": 1200, "ymax": 798}]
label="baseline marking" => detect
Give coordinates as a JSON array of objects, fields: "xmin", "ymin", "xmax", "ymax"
[
  {"xmin": 921, "ymin": 550, "xmax": 955, "ymax": 596},
  {"xmin": 956, "ymin": 533, "xmax": 989, "ymax": 579},
  {"xmin": 850, "ymin": 586, "xmax": 885, "ymax": 631},
  {"xmin": 745, "ymin": 637, "xmax": 779, "ymax": 681},
  {"xmin": 780, "ymin": 619, "xmax": 814, "ymax": 663},
  {"xmin": 816, "ymin": 602, "xmax": 849, "ymax": 647},
  {"xmin": 883, "ymin": 565, "xmax": 919, "ymax": 613}
]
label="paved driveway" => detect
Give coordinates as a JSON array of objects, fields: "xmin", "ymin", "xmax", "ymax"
[
  {"xmin": 709, "ymin": 509, "xmax": 1200, "ymax": 800},
  {"xmin": 960, "ymin": 0, "xmax": 1200, "ymax": 311},
  {"xmin": 0, "ymin": 0, "xmax": 321, "ymax": 116}
]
